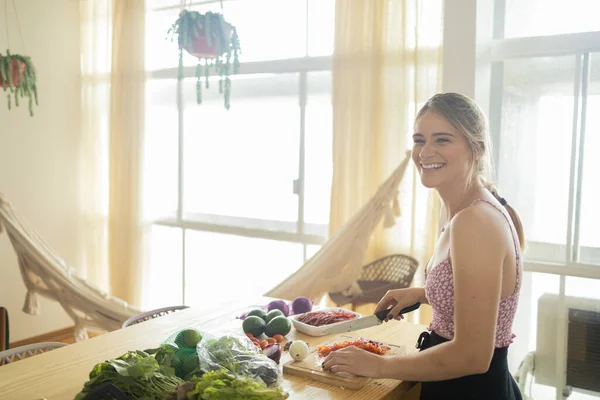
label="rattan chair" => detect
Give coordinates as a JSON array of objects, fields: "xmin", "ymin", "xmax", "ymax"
[
  {"xmin": 121, "ymin": 305, "xmax": 189, "ymax": 329},
  {"xmin": 0, "ymin": 341, "xmax": 67, "ymax": 366},
  {"xmin": 329, "ymin": 254, "xmax": 419, "ymax": 310}
]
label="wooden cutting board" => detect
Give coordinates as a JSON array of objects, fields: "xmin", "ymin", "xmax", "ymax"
[{"xmin": 282, "ymin": 334, "xmax": 406, "ymax": 390}]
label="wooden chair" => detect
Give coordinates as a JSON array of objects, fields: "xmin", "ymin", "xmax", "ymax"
[
  {"xmin": 121, "ymin": 305, "xmax": 189, "ymax": 328},
  {"xmin": 0, "ymin": 342, "xmax": 67, "ymax": 366},
  {"xmin": 0, "ymin": 307, "xmax": 8, "ymax": 352},
  {"xmin": 329, "ymin": 254, "xmax": 419, "ymax": 310}
]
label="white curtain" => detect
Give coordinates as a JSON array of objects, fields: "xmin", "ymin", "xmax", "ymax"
[
  {"xmin": 78, "ymin": 0, "xmax": 112, "ymax": 292},
  {"xmin": 79, "ymin": 0, "xmax": 147, "ymax": 308},
  {"xmin": 328, "ymin": 0, "xmax": 443, "ymax": 324}
]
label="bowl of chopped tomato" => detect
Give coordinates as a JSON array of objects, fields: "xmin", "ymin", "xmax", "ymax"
[{"xmin": 288, "ymin": 307, "xmax": 362, "ymax": 336}]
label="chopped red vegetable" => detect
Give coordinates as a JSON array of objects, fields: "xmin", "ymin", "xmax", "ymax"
[
  {"xmin": 296, "ymin": 310, "xmax": 357, "ymax": 326},
  {"xmin": 317, "ymin": 338, "xmax": 391, "ymax": 357}
]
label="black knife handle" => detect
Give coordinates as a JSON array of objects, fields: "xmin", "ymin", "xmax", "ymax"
[{"xmin": 375, "ymin": 302, "xmax": 420, "ymax": 320}]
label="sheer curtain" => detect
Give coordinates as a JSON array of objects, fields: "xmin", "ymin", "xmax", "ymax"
[
  {"xmin": 79, "ymin": 0, "xmax": 147, "ymax": 308},
  {"xmin": 79, "ymin": 0, "xmax": 111, "ymax": 293},
  {"xmin": 329, "ymin": 0, "xmax": 443, "ymax": 324}
]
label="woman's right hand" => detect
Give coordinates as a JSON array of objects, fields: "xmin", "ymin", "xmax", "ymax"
[{"xmin": 374, "ymin": 287, "xmax": 424, "ymax": 321}]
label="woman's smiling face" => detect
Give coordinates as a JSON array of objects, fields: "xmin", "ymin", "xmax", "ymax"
[{"xmin": 412, "ymin": 111, "xmax": 475, "ymax": 190}]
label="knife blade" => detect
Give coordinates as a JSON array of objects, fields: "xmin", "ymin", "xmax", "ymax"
[{"xmin": 320, "ymin": 302, "xmax": 421, "ymax": 335}]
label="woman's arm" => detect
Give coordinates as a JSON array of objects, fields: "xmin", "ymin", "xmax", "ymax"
[
  {"xmin": 323, "ymin": 206, "xmax": 505, "ymax": 381},
  {"xmin": 413, "ymin": 287, "xmax": 429, "ymax": 305}
]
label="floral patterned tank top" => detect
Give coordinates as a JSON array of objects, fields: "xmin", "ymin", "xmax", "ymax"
[{"xmin": 424, "ymin": 199, "xmax": 521, "ymax": 348}]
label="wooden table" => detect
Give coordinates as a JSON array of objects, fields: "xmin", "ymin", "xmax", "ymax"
[{"xmin": 0, "ymin": 299, "xmax": 427, "ymax": 400}]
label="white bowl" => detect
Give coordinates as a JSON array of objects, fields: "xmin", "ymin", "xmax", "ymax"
[{"xmin": 289, "ymin": 307, "xmax": 362, "ymax": 337}]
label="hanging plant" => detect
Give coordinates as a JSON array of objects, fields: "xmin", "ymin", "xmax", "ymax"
[
  {"xmin": 168, "ymin": 9, "xmax": 241, "ymax": 109},
  {"xmin": 0, "ymin": 50, "xmax": 38, "ymax": 117}
]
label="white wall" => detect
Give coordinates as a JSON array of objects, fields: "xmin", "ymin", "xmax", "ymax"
[{"xmin": 0, "ymin": 0, "xmax": 82, "ymax": 342}]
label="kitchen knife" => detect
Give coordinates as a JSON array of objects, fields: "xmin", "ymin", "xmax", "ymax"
[{"xmin": 320, "ymin": 302, "xmax": 421, "ymax": 335}]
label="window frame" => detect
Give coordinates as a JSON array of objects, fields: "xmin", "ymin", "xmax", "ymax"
[
  {"xmin": 444, "ymin": 0, "xmax": 600, "ymax": 277},
  {"xmin": 148, "ymin": 56, "xmax": 333, "ymax": 244},
  {"xmin": 488, "ymin": 29, "xmax": 600, "ymax": 278}
]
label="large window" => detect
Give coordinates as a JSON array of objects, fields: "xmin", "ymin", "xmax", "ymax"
[
  {"xmin": 490, "ymin": 15, "xmax": 600, "ymax": 276},
  {"xmin": 143, "ymin": 0, "xmax": 334, "ymax": 310},
  {"xmin": 483, "ymin": 2, "xmax": 600, "ymax": 399},
  {"xmin": 493, "ymin": 55, "xmax": 600, "ymax": 268}
]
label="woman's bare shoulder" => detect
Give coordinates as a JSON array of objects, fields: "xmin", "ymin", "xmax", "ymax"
[
  {"xmin": 448, "ymin": 202, "xmax": 507, "ymax": 259},
  {"xmin": 450, "ymin": 200, "xmax": 507, "ymax": 237}
]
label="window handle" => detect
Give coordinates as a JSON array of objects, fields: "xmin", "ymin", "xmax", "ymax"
[{"xmin": 293, "ymin": 179, "xmax": 301, "ymax": 195}]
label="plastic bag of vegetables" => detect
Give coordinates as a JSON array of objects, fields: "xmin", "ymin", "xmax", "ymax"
[
  {"xmin": 153, "ymin": 328, "xmax": 204, "ymax": 379},
  {"xmin": 196, "ymin": 331, "xmax": 282, "ymax": 387}
]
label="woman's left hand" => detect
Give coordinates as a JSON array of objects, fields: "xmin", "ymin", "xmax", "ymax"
[{"xmin": 321, "ymin": 346, "xmax": 384, "ymax": 378}]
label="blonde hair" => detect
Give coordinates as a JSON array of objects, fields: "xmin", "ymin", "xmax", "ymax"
[{"xmin": 416, "ymin": 93, "xmax": 525, "ymax": 251}]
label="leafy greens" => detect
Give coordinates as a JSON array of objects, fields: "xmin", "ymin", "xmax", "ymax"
[
  {"xmin": 175, "ymin": 370, "xmax": 288, "ymax": 400},
  {"xmin": 74, "ymin": 350, "xmax": 183, "ymax": 400}
]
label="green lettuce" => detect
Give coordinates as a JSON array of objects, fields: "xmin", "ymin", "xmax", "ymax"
[{"xmin": 176, "ymin": 370, "xmax": 288, "ymax": 400}]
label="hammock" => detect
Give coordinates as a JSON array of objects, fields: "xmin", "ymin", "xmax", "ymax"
[
  {"xmin": 0, "ymin": 150, "xmax": 411, "ymax": 339},
  {"xmin": 265, "ymin": 150, "xmax": 412, "ymax": 301},
  {"xmin": 0, "ymin": 195, "xmax": 140, "ymax": 342}
]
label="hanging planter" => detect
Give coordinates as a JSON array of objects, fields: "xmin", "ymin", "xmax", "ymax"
[
  {"xmin": 0, "ymin": 57, "xmax": 24, "ymax": 87},
  {"xmin": 168, "ymin": 9, "xmax": 241, "ymax": 109},
  {"xmin": 0, "ymin": 50, "xmax": 38, "ymax": 116}
]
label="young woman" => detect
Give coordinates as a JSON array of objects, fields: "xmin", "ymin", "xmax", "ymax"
[{"xmin": 322, "ymin": 93, "xmax": 525, "ymax": 400}]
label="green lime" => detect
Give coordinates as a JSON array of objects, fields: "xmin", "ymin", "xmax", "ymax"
[
  {"xmin": 242, "ymin": 315, "xmax": 266, "ymax": 337},
  {"xmin": 265, "ymin": 316, "xmax": 292, "ymax": 337},
  {"xmin": 265, "ymin": 309, "xmax": 285, "ymax": 323},
  {"xmin": 181, "ymin": 329, "xmax": 202, "ymax": 348},
  {"xmin": 246, "ymin": 308, "xmax": 268, "ymax": 321}
]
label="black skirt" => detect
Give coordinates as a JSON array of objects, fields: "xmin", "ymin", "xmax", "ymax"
[{"xmin": 416, "ymin": 331, "xmax": 523, "ymax": 400}]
